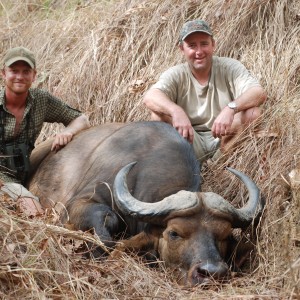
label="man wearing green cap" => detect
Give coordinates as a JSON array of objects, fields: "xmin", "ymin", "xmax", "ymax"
[
  {"xmin": 143, "ymin": 20, "xmax": 267, "ymax": 163},
  {"xmin": 0, "ymin": 46, "xmax": 90, "ymax": 216}
]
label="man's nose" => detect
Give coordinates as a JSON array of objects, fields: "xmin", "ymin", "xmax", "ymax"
[
  {"xmin": 195, "ymin": 47, "xmax": 203, "ymax": 55},
  {"xmin": 16, "ymin": 72, "xmax": 25, "ymax": 79}
]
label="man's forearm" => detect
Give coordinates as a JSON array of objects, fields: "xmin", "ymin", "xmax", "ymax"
[
  {"xmin": 143, "ymin": 88, "xmax": 180, "ymax": 119},
  {"xmin": 64, "ymin": 114, "xmax": 90, "ymax": 135},
  {"xmin": 234, "ymin": 86, "xmax": 267, "ymax": 113}
]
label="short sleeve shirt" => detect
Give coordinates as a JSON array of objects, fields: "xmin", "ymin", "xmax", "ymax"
[
  {"xmin": 0, "ymin": 88, "xmax": 82, "ymax": 182},
  {"xmin": 151, "ymin": 56, "xmax": 261, "ymax": 132}
]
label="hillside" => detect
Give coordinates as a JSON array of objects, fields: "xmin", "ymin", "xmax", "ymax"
[{"xmin": 0, "ymin": 0, "xmax": 299, "ymax": 299}]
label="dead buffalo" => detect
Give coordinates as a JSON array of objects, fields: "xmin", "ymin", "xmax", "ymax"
[{"xmin": 28, "ymin": 121, "xmax": 264, "ymax": 286}]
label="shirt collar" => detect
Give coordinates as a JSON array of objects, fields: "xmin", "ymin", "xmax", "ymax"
[
  {"xmin": 0, "ymin": 88, "xmax": 34, "ymax": 113},
  {"xmin": 0, "ymin": 89, "xmax": 5, "ymax": 107}
]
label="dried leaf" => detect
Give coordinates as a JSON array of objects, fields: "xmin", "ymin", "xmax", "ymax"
[{"xmin": 289, "ymin": 169, "xmax": 300, "ymax": 189}]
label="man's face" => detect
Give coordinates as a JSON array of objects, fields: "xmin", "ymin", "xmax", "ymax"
[
  {"xmin": 180, "ymin": 32, "xmax": 215, "ymax": 74},
  {"xmin": 2, "ymin": 60, "xmax": 36, "ymax": 95}
]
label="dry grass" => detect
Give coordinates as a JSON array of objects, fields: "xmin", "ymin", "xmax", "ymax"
[{"xmin": 0, "ymin": 0, "xmax": 299, "ymax": 299}]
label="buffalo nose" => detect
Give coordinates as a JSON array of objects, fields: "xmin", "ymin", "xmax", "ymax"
[{"xmin": 190, "ymin": 262, "xmax": 229, "ymax": 285}]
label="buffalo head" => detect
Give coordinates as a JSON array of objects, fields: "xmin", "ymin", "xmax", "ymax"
[{"xmin": 113, "ymin": 162, "xmax": 264, "ymax": 286}]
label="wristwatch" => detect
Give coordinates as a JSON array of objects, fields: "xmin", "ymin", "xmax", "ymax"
[{"xmin": 227, "ymin": 101, "xmax": 238, "ymax": 113}]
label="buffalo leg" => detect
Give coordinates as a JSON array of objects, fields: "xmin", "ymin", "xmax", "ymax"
[{"xmin": 67, "ymin": 200, "xmax": 119, "ymax": 257}]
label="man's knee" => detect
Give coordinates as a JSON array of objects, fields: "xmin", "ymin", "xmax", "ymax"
[
  {"xmin": 232, "ymin": 107, "xmax": 261, "ymax": 131},
  {"xmin": 1, "ymin": 182, "xmax": 39, "ymax": 202},
  {"xmin": 192, "ymin": 130, "xmax": 220, "ymax": 163},
  {"xmin": 1, "ymin": 182, "xmax": 44, "ymax": 216},
  {"xmin": 222, "ymin": 107, "xmax": 262, "ymax": 151}
]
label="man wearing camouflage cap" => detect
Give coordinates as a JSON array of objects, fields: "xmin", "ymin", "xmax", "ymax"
[
  {"xmin": 143, "ymin": 20, "xmax": 267, "ymax": 163},
  {"xmin": 0, "ymin": 46, "xmax": 90, "ymax": 216}
]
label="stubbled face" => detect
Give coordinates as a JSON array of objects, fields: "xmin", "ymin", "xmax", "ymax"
[
  {"xmin": 180, "ymin": 32, "xmax": 215, "ymax": 76},
  {"xmin": 158, "ymin": 210, "xmax": 232, "ymax": 286},
  {"xmin": 2, "ymin": 61, "xmax": 36, "ymax": 95}
]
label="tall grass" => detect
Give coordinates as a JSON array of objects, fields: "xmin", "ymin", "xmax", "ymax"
[{"xmin": 0, "ymin": 0, "xmax": 299, "ymax": 298}]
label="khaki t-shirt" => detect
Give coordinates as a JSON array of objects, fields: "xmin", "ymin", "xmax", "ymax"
[{"xmin": 151, "ymin": 56, "xmax": 261, "ymax": 132}]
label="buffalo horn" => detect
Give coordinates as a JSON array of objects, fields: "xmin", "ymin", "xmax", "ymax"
[
  {"xmin": 113, "ymin": 162, "xmax": 200, "ymax": 223},
  {"xmin": 202, "ymin": 167, "xmax": 264, "ymax": 228}
]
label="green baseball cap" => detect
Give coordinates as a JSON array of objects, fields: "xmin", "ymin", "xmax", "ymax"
[
  {"xmin": 3, "ymin": 46, "xmax": 36, "ymax": 68},
  {"xmin": 179, "ymin": 20, "xmax": 213, "ymax": 43}
]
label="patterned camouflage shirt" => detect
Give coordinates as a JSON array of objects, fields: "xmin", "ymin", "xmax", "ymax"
[{"xmin": 0, "ymin": 88, "xmax": 82, "ymax": 183}]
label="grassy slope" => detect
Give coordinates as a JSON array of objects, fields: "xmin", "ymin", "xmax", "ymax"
[{"xmin": 0, "ymin": 0, "xmax": 299, "ymax": 298}]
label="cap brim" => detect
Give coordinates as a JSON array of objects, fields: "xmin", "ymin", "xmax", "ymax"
[
  {"xmin": 181, "ymin": 30, "xmax": 212, "ymax": 42},
  {"xmin": 5, "ymin": 56, "xmax": 35, "ymax": 69}
]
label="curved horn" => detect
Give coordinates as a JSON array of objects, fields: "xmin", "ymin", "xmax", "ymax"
[
  {"xmin": 113, "ymin": 162, "xmax": 200, "ymax": 224},
  {"xmin": 202, "ymin": 167, "xmax": 265, "ymax": 228}
]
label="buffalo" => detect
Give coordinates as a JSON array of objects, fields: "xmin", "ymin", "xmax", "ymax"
[{"xmin": 28, "ymin": 121, "xmax": 264, "ymax": 286}]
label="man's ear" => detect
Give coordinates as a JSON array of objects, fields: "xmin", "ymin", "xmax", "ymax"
[
  {"xmin": 212, "ymin": 38, "xmax": 216, "ymax": 49},
  {"xmin": 1, "ymin": 68, "xmax": 6, "ymax": 79},
  {"xmin": 32, "ymin": 69, "xmax": 37, "ymax": 82},
  {"xmin": 179, "ymin": 43, "xmax": 184, "ymax": 53}
]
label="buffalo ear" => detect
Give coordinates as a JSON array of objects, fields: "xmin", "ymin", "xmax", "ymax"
[
  {"xmin": 225, "ymin": 231, "xmax": 255, "ymax": 272},
  {"xmin": 109, "ymin": 226, "xmax": 163, "ymax": 258}
]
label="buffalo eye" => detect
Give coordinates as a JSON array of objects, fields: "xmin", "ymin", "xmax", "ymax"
[{"xmin": 168, "ymin": 230, "xmax": 180, "ymax": 240}]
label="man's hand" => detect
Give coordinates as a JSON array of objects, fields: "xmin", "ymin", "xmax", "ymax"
[
  {"xmin": 143, "ymin": 89, "xmax": 194, "ymax": 144},
  {"xmin": 51, "ymin": 131, "xmax": 73, "ymax": 152},
  {"xmin": 211, "ymin": 106, "xmax": 235, "ymax": 138},
  {"xmin": 172, "ymin": 109, "xmax": 194, "ymax": 144},
  {"xmin": 50, "ymin": 114, "xmax": 90, "ymax": 152}
]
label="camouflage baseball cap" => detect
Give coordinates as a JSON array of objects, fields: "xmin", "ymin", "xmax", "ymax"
[
  {"xmin": 3, "ymin": 46, "xmax": 36, "ymax": 68},
  {"xmin": 179, "ymin": 20, "xmax": 213, "ymax": 43}
]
